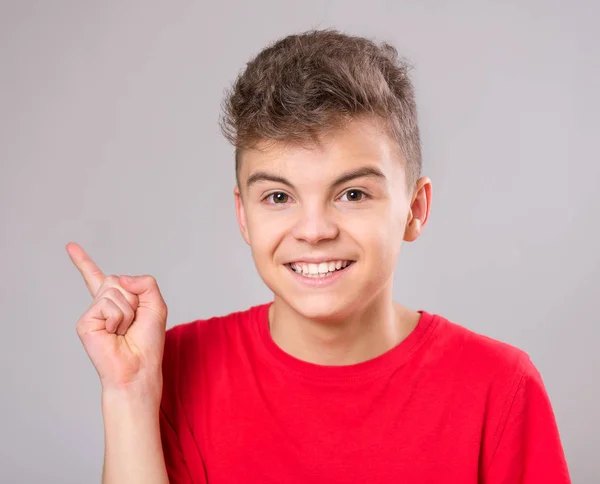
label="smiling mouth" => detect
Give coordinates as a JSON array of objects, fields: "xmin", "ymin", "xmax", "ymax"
[{"xmin": 285, "ymin": 260, "xmax": 355, "ymax": 278}]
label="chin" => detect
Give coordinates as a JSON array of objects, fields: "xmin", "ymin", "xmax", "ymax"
[{"xmin": 284, "ymin": 292, "xmax": 359, "ymax": 323}]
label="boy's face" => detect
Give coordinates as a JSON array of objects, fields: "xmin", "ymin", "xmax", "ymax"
[{"xmin": 235, "ymin": 116, "xmax": 431, "ymax": 321}]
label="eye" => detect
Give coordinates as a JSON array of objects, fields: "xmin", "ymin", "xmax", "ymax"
[
  {"xmin": 265, "ymin": 192, "xmax": 291, "ymax": 204},
  {"xmin": 340, "ymin": 189, "xmax": 367, "ymax": 202}
]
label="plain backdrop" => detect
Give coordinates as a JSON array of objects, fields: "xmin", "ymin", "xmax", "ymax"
[{"xmin": 1, "ymin": 0, "xmax": 598, "ymax": 482}]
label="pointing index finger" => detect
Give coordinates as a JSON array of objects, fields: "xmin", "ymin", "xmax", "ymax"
[{"xmin": 66, "ymin": 242, "xmax": 105, "ymax": 297}]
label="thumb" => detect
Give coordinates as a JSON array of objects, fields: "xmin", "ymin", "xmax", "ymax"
[{"xmin": 118, "ymin": 275, "xmax": 168, "ymax": 323}]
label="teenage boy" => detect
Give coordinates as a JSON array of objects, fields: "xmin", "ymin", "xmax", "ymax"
[{"xmin": 68, "ymin": 29, "xmax": 571, "ymax": 483}]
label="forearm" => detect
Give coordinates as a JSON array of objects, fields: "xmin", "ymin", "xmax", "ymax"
[{"xmin": 101, "ymin": 388, "xmax": 169, "ymax": 484}]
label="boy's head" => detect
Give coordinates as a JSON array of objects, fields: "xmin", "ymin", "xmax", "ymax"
[
  {"xmin": 221, "ymin": 29, "xmax": 431, "ymax": 321},
  {"xmin": 221, "ymin": 29, "xmax": 422, "ymax": 192}
]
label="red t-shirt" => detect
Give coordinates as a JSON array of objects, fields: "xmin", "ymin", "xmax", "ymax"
[{"xmin": 159, "ymin": 303, "xmax": 571, "ymax": 483}]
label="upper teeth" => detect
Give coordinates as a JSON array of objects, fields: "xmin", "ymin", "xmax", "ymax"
[{"xmin": 290, "ymin": 260, "xmax": 350, "ymax": 275}]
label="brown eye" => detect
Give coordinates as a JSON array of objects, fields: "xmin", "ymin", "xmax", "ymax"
[
  {"xmin": 341, "ymin": 189, "xmax": 365, "ymax": 202},
  {"xmin": 269, "ymin": 192, "xmax": 289, "ymax": 204}
]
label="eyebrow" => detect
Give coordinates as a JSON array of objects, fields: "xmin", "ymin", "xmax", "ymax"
[{"xmin": 246, "ymin": 166, "xmax": 386, "ymax": 190}]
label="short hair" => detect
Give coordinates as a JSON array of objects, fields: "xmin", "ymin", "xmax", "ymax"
[{"xmin": 220, "ymin": 28, "xmax": 422, "ymax": 189}]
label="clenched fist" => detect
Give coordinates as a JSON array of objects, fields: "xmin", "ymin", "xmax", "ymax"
[{"xmin": 67, "ymin": 242, "xmax": 167, "ymax": 399}]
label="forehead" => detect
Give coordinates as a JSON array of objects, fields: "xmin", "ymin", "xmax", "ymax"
[{"xmin": 238, "ymin": 117, "xmax": 404, "ymax": 182}]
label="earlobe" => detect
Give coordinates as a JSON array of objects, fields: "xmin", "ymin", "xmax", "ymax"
[
  {"xmin": 234, "ymin": 186, "xmax": 251, "ymax": 245},
  {"xmin": 403, "ymin": 217, "xmax": 421, "ymax": 242}
]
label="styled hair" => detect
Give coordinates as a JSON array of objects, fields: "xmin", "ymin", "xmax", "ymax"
[{"xmin": 220, "ymin": 28, "xmax": 422, "ymax": 189}]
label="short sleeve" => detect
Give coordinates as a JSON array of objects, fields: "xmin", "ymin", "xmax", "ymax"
[
  {"xmin": 159, "ymin": 405, "xmax": 194, "ymax": 483},
  {"xmin": 160, "ymin": 325, "xmax": 208, "ymax": 484},
  {"xmin": 484, "ymin": 355, "xmax": 571, "ymax": 483}
]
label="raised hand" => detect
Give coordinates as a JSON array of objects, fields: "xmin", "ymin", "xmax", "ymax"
[{"xmin": 67, "ymin": 242, "xmax": 168, "ymax": 398}]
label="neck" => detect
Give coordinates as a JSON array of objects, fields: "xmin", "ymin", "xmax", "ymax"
[{"xmin": 269, "ymin": 287, "xmax": 420, "ymax": 366}]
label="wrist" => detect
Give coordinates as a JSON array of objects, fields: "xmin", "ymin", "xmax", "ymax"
[{"xmin": 101, "ymin": 376, "xmax": 163, "ymax": 410}]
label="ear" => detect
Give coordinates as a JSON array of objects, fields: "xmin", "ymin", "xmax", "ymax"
[
  {"xmin": 404, "ymin": 177, "xmax": 432, "ymax": 242},
  {"xmin": 234, "ymin": 185, "xmax": 251, "ymax": 245}
]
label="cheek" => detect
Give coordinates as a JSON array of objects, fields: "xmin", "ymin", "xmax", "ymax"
[
  {"xmin": 347, "ymin": 205, "xmax": 405, "ymax": 251},
  {"xmin": 247, "ymin": 211, "xmax": 289, "ymax": 259},
  {"xmin": 363, "ymin": 230, "xmax": 399, "ymax": 264}
]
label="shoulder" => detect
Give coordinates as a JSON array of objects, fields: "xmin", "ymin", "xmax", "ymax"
[
  {"xmin": 422, "ymin": 311, "xmax": 542, "ymax": 418},
  {"xmin": 418, "ymin": 314, "xmax": 566, "ymax": 477},
  {"xmin": 430, "ymin": 312, "xmax": 552, "ymax": 426},
  {"xmin": 162, "ymin": 302, "xmax": 271, "ymax": 371},
  {"xmin": 165, "ymin": 302, "xmax": 269, "ymax": 347},
  {"xmin": 431, "ymin": 312, "xmax": 532, "ymax": 378}
]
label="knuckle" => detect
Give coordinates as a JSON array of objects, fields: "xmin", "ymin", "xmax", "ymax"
[
  {"xmin": 124, "ymin": 304, "xmax": 135, "ymax": 319},
  {"xmin": 94, "ymin": 295, "xmax": 109, "ymax": 307},
  {"xmin": 103, "ymin": 287, "xmax": 123, "ymax": 300},
  {"xmin": 122, "ymin": 291, "xmax": 139, "ymax": 310},
  {"xmin": 96, "ymin": 296, "xmax": 115, "ymax": 311},
  {"xmin": 145, "ymin": 275, "xmax": 158, "ymax": 286},
  {"xmin": 105, "ymin": 275, "xmax": 119, "ymax": 285}
]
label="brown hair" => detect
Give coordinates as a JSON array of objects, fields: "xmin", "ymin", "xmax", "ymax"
[{"xmin": 220, "ymin": 29, "xmax": 422, "ymax": 189}]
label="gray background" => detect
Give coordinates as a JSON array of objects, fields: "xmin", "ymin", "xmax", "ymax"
[{"xmin": 1, "ymin": 0, "xmax": 598, "ymax": 482}]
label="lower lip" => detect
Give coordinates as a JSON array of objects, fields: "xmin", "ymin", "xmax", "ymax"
[{"xmin": 285, "ymin": 263, "xmax": 355, "ymax": 288}]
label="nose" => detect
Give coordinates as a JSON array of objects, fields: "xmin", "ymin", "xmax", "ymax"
[{"xmin": 291, "ymin": 204, "xmax": 339, "ymax": 244}]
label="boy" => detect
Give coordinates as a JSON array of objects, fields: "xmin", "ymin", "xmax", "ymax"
[{"xmin": 68, "ymin": 29, "xmax": 571, "ymax": 483}]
